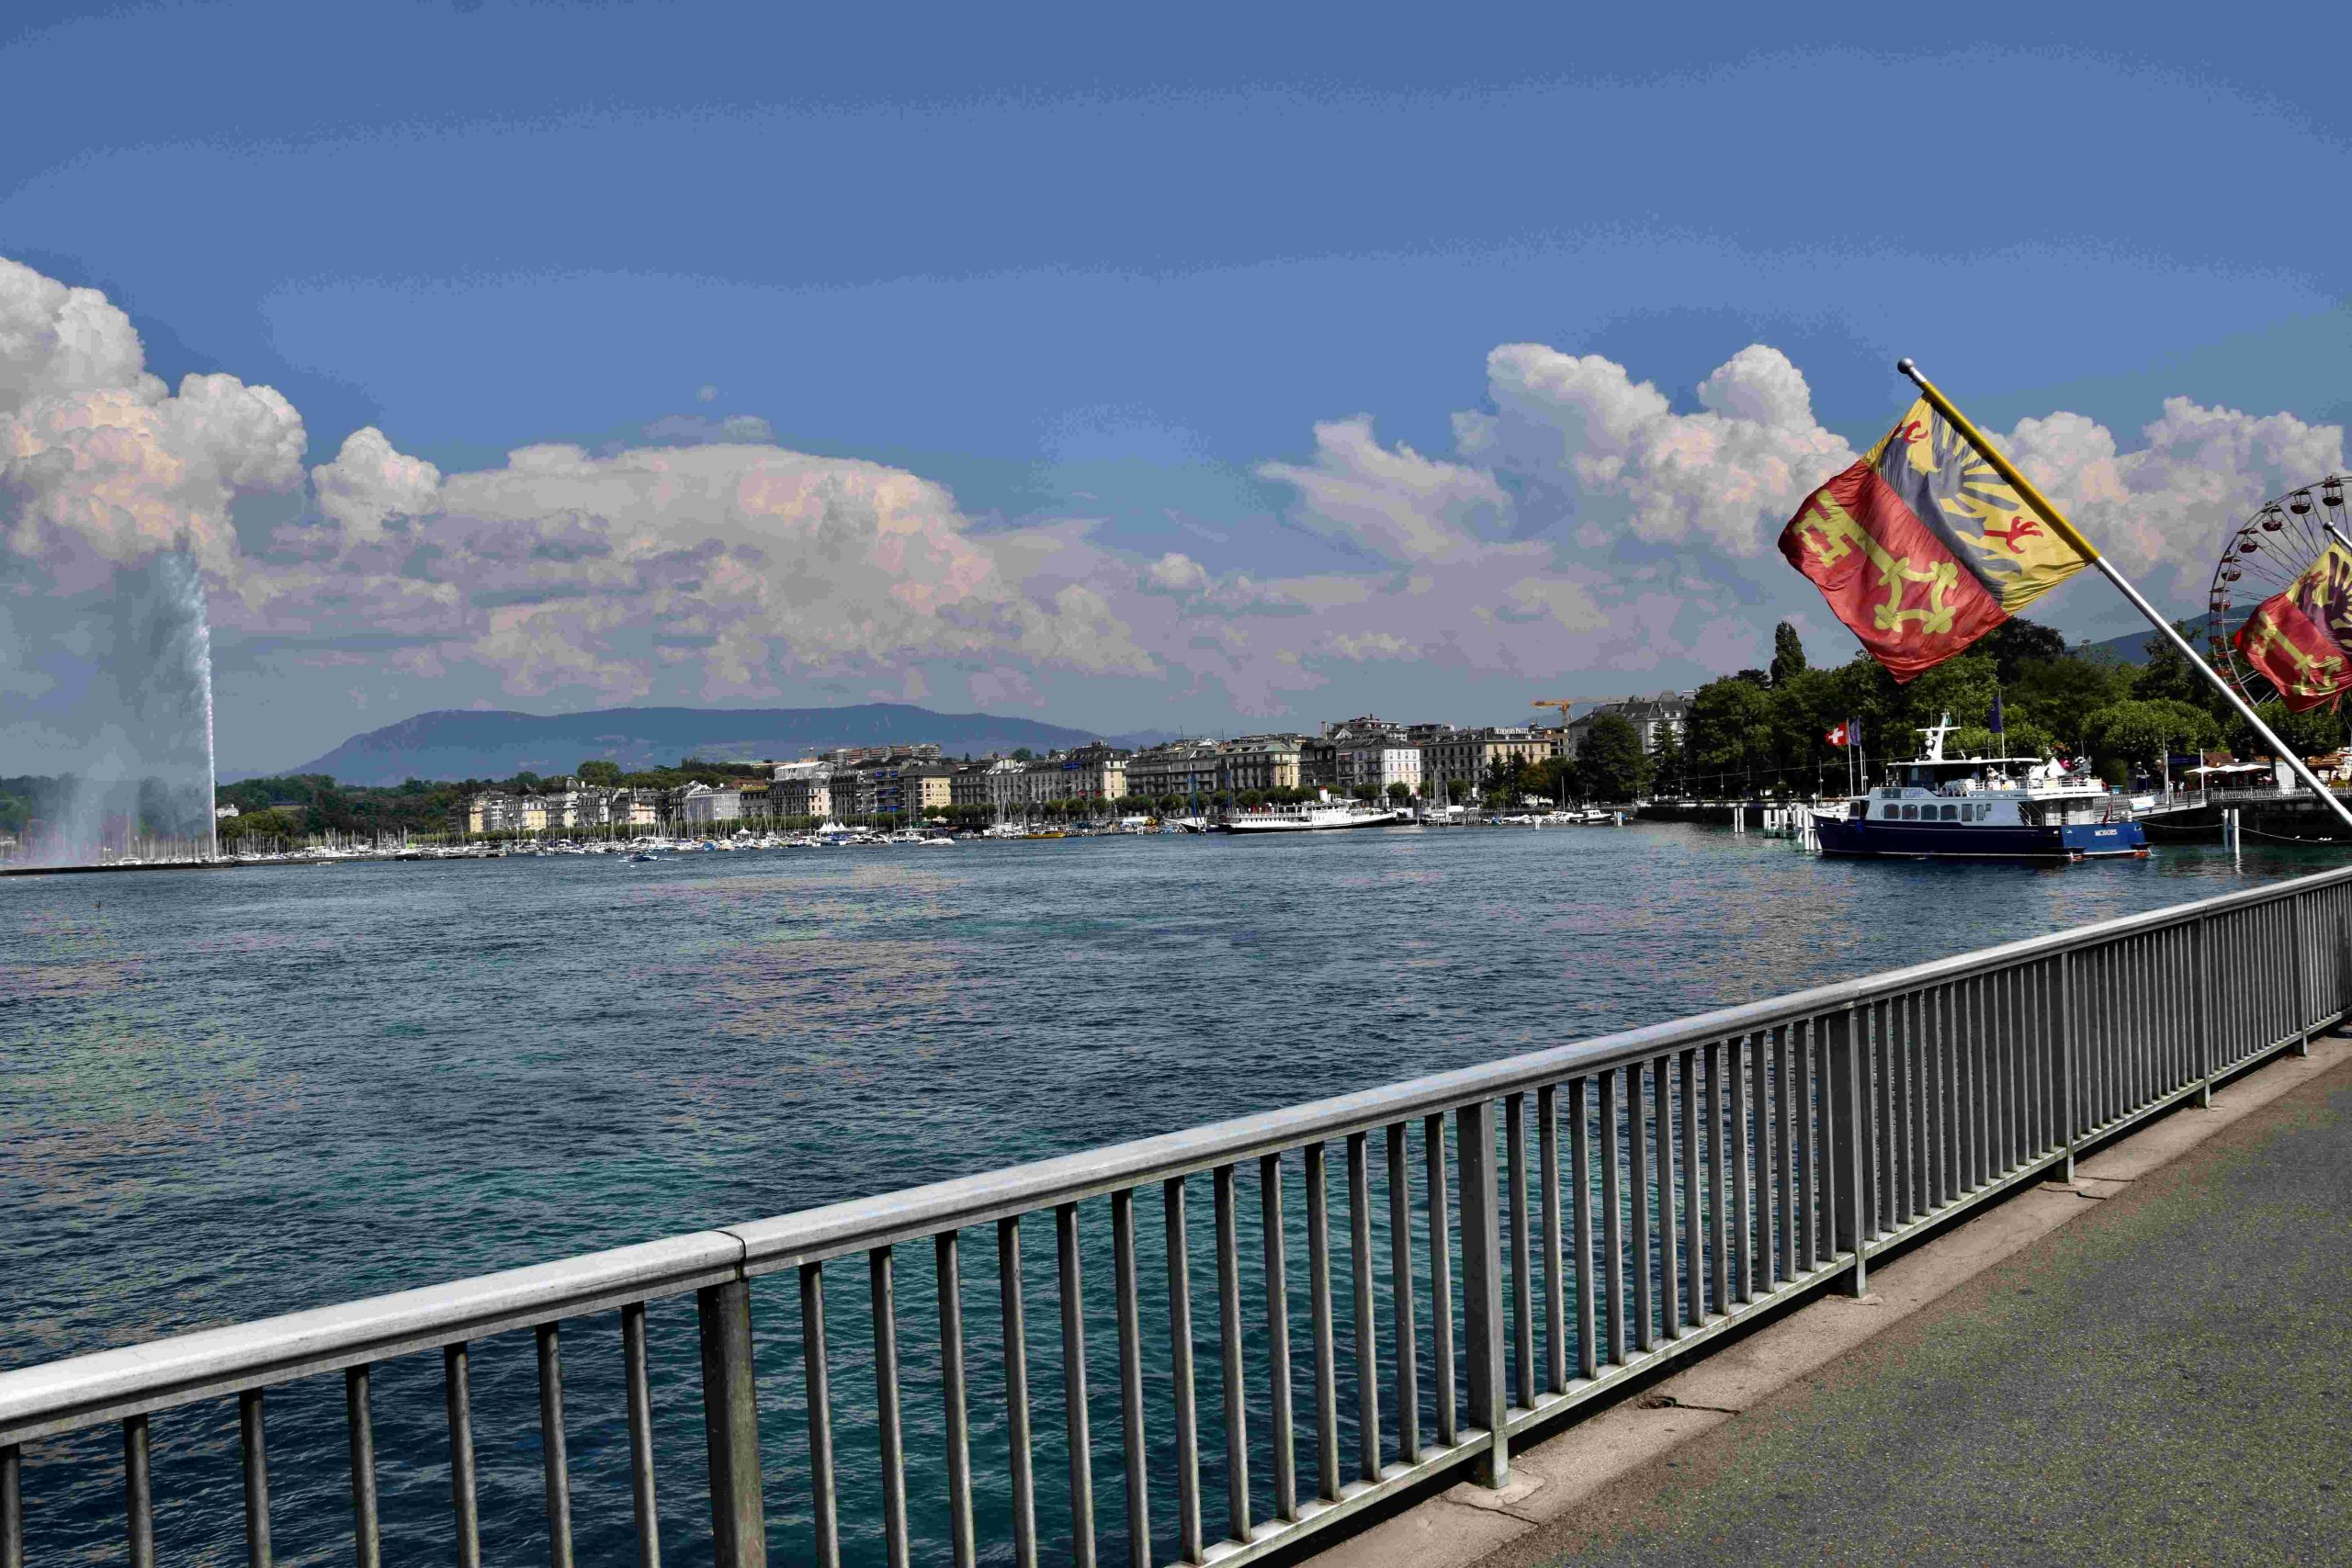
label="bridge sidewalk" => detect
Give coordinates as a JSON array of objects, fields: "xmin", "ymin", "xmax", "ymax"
[{"xmin": 1311, "ymin": 1037, "xmax": 2352, "ymax": 1568}]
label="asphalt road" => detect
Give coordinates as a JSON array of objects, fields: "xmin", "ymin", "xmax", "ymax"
[{"xmin": 1506, "ymin": 1061, "xmax": 2352, "ymax": 1568}]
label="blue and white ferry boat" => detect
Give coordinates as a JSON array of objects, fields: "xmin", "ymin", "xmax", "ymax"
[{"xmin": 1814, "ymin": 716, "xmax": 2149, "ymax": 863}]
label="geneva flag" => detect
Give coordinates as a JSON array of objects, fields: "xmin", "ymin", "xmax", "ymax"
[
  {"xmin": 1779, "ymin": 400, "xmax": 2093, "ymax": 682},
  {"xmin": 2234, "ymin": 545, "xmax": 2352, "ymax": 713}
]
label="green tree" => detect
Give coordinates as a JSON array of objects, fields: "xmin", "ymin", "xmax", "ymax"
[
  {"xmin": 1385, "ymin": 781, "xmax": 1411, "ymax": 805},
  {"xmin": 1573, "ymin": 714, "xmax": 1651, "ymax": 802},
  {"xmin": 2231, "ymin": 699, "xmax": 2343, "ymax": 761},
  {"xmin": 1351, "ymin": 784, "xmax": 1378, "ymax": 803},
  {"xmin": 2084, "ymin": 699, "xmax": 2223, "ymax": 772},
  {"xmin": 1979, "ymin": 617, "xmax": 2067, "ymax": 686},
  {"xmin": 2130, "ymin": 623, "xmax": 2228, "ymax": 713},
  {"xmin": 1683, "ymin": 677, "xmax": 1776, "ymax": 795},
  {"xmin": 1769, "ymin": 621, "xmax": 1808, "ymax": 686},
  {"xmin": 577, "ymin": 760, "xmax": 622, "ymax": 784},
  {"xmin": 1646, "ymin": 725, "xmax": 1686, "ymax": 799}
]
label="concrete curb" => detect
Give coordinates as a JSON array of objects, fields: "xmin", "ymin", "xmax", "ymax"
[{"xmin": 1304, "ymin": 1035, "xmax": 2352, "ymax": 1568}]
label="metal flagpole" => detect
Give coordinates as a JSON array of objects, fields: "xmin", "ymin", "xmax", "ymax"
[{"xmin": 1896, "ymin": 358, "xmax": 2352, "ymax": 832}]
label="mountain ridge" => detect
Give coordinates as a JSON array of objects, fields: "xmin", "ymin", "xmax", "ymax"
[{"xmin": 243, "ymin": 705, "xmax": 1178, "ymax": 785}]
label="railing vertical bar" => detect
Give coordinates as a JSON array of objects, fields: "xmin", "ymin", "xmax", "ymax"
[
  {"xmin": 1304, "ymin": 1145, "xmax": 1340, "ymax": 1504},
  {"xmin": 124, "ymin": 1414, "xmax": 154, "ymax": 1568},
  {"xmin": 939, "ymin": 1233, "xmax": 978, "ymax": 1568},
  {"xmin": 445, "ymin": 1344, "xmax": 481, "ymax": 1568},
  {"xmin": 1810, "ymin": 1021, "xmax": 1834, "ymax": 1267},
  {"xmin": 1385, "ymin": 1123, "xmax": 1422, "ymax": 1461},
  {"xmin": 1344, "ymin": 1135, "xmax": 1378, "ymax": 1483},
  {"xmin": 998, "ymin": 1221, "xmax": 1037, "ymax": 1568},
  {"xmin": 1213, "ymin": 1168, "xmax": 1250, "ymax": 1542},
  {"xmin": 1456, "ymin": 1099, "xmax": 1508, "ymax": 1487},
  {"xmin": 1679, "ymin": 1050, "xmax": 1702, "ymax": 1325},
  {"xmin": 2136, "ymin": 938, "xmax": 2154, "ymax": 1108},
  {"xmin": 240, "ymin": 1389, "xmax": 272, "ymax": 1568},
  {"xmin": 1259, "ymin": 1155, "xmax": 1298, "ymax": 1522},
  {"xmin": 1422, "ymin": 1115, "xmax": 1456, "ymax": 1448},
  {"xmin": 1537, "ymin": 1087, "xmax": 1566, "ymax": 1393},
  {"xmin": 1504, "ymin": 1096, "xmax": 1535, "ymax": 1400},
  {"xmin": 1630, "ymin": 1062, "xmax": 1655, "ymax": 1350},
  {"xmin": 2057, "ymin": 953, "xmax": 2079, "ymax": 1181},
  {"xmin": 1996, "ymin": 969, "xmax": 2017, "ymax": 1173},
  {"xmin": 1111, "ymin": 1194, "xmax": 1151, "ymax": 1565},
  {"xmin": 1900, "ymin": 993, "xmax": 1921, "ymax": 1222},
  {"xmin": 1793, "ymin": 1024, "xmax": 1817, "ymax": 1271},
  {"xmin": 1601, "ymin": 1069, "xmax": 1626, "ymax": 1364},
  {"xmin": 1730, "ymin": 1041, "xmax": 1754, "ymax": 1303},
  {"xmin": 2195, "ymin": 919, "xmax": 2214, "ymax": 1108},
  {"xmin": 1057, "ymin": 1206, "xmax": 1096, "ymax": 1568},
  {"xmin": 1164, "ymin": 1180, "xmax": 1203, "ymax": 1562},
  {"xmin": 620, "ymin": 1307, "xmax": 658, "ymax": 1568},
  {"xmin": 348, "ymin": 1364, "xmax": 382, "ymax": 1568},
  {"xmin": 804, "ymin": 1265, "xmax": 841, "ymax": 1568},
  {"xmin": 2292, "ymin": 897, "xmax": 2312, "ymax": 1055},
  {"xmin": 1706, "ymin": 1044, "xmax": 1730, "ymax": 1314},
  {"xmin": 1947, "ymin": 973, "xmax": 1966, "ymax": 1184},
  {"xmin": 0, "ymin": 1443, "xmax": 17, "ymax": 1568},
  {"xmin": 697, "ymin": 1280, "xmax": 764, "ymax": 1568},
  {"xmin": 1828, "ymin": 1005, "xmax": 1865, "ymax": 1295},
  {"xmin": 1570, "ymin": 1077, "xmax": 1599, "ymax": 1378},
  {"xmin": 1656, "ymin": 1058, "xmax": 1680, "ymax": 1338},
  {"xmin": 1772, "ymin": 1029, "xmax": 1794, "ymax": 1283},
  {"xmin": 536, "ymin": 1325, "xmax": 572, "ymax": 1568},
  {"xmin": 1966, "ymin": 976, "xmax": 1987, "ymax": 1187},
  {"xmin": 1873, "ymin": 1002, "xmax": 1894, "ymax": 1234},
  {"xmin": 872, "ymin": 1248, "xmax": 911, "ymax": 1568},
  {"xmin": 1935, "ymin": 985, "xmax": 1956, "ymax": 1209}
]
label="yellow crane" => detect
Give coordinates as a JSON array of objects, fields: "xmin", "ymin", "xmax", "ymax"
[{"xmin": 1531, "ymin": 696, "xmax": 1621, "ymax": 731}]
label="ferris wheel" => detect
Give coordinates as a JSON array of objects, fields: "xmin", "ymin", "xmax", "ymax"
[{"xmin": 2207, "ymin": 474, "xmax": 2352, "ymax": 704}]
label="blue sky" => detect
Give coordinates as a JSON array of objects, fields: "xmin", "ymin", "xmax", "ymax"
[{"xmin": 4, "ymin": 2, "xmax": 2349, "ymax": 771}]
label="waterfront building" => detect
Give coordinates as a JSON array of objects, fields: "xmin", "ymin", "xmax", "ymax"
[
  {"xmin": 612, "ymin": 788, "xmax": 663, "ymax": 829},
  {"xmin": 519, "ymin": 795, "xmax": 551, "ymax": 832},
  {"xmin": 1419, "ymin": 726, "xmax": 1563, "ymax": 798},
  {"xmin": 770, "ymin": 761, "xmax": 833, "ymax": 821},
  {"xmin": 542, "ymin": 779, "xmax": 601, "ymax": 829},
  {"xmin": 1336, "ymin": 737, "xmax": 1421, "ymax": 798},
  {"xmin": 1559, "ymin": 692, "xmax": 1693, "ymax": 757},
  {"xmin": 899, "ymin": 761, "xmax": 954, "ymax": 817},
  {"xmin": 736, "ymin": 778, "xmax": 772, "ymax": 819},
  {"xmin": 979, "ymin": 756, "xmax": 1029, "ymax": 818},
  {"xmin": 1127, "ymin": 739, "xmax": 1225, "ymax": 803},
  {"xmin": 678, "ymin": 784, "xmax": 742, "ymax": 826},
  {"xmin": 1219, "ymin": 735, "xmax": 1302, "ymax": 795},
  {"xmin": 466, "ymin": 790, "xmax": 523, "ymax": 834},
  {"xmin": 948, "ymin": 761, "xmax": 994, "ymax": 811}
]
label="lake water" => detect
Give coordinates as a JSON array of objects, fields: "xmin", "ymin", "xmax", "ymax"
[{"xmin": 2, "ymin": 825, "xmax": 2324, "ymax": 1563}]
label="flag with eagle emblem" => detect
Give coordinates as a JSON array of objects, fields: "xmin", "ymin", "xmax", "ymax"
[
  {"xmin": 1779, "ymin": 399, "xmax": 2094, "ymax": 681},
  {"xmin": 2234, "ymin": 544, "xmax": 2352, "ymax": 713}
]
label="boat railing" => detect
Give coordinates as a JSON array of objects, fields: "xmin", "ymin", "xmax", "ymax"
[{"xmin": 7, "ymin": 869, "xmax": 2350, "ymax": 1566}]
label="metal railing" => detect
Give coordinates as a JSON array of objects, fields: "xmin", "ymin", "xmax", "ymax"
[{"xmin": 6, "ymin": 867, "xmax": 2348, "ymax": 1567}]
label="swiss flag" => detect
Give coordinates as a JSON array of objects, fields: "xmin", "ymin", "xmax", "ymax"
[{"xmin": 1825, "ymin": 721, "xmax": 1849, "ymax": 747}]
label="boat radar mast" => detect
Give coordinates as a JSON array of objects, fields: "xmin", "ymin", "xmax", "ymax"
[{"xmin": 1916, "ymin": 713, "xmax": 1960, "ymax": 762}]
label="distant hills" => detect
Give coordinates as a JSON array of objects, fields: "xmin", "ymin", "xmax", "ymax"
[
  {"xmin": 2081, "ymin": 615, "xmax": 2238, "ymax": 667},
  {"xmin": 253, "ymin": 705, "xmax": 1175, "ymax": 785}
]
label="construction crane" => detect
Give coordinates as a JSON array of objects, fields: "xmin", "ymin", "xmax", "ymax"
[{"xmin": 1531, "ymin": 696, "xmax": 1622, "ymax": 731}]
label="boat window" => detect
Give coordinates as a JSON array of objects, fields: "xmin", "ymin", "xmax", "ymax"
[
  {"xmin": 1938, "ymin": 804, "xmax": 1953, "ymax": 821},
  {"xmin": 1901, "ymin": 804, "xmax": 1917, "ymax": 820}
]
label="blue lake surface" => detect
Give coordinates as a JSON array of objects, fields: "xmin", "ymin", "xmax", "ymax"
[{"xmin": 2, "ymin": 824, "xmax": 2325, "ymax": 1563}]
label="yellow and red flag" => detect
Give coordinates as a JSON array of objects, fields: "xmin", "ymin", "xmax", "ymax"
[
  {"xmin": 1780, "ymin": 399, "xmax": 2094, "ymax": 682},
  {"xmin": 2234, "ymin": 545, "xmax": 2352, "ymax": 712}
]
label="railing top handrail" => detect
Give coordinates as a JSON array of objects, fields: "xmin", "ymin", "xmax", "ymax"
[{"xmin": 6, "ymin": 863, "xmax": 2346, "ymax": 1441}]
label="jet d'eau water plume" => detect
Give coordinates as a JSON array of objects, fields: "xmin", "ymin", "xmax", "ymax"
[{"xmin": 0, "ymin": 551, "xmax": 221, "ymax": 867}]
